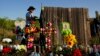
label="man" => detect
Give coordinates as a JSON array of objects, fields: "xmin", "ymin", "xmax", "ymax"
[{"xmin": 26, "ymin": 6, "xmax": 35, "ymax": 26}]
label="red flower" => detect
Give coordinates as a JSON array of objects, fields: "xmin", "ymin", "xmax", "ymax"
[
  {"xmin": 25, "ymin": 27, "xmax": 30, "ymax": 34},
  {"xmin": 72, "ymin": 49, "xmax": 82, "ymax": 56},
  {"xmin": 27, "ymin": 42, "xmax": 33, "ymax": 49},
  {"xmin": 2, "ymin": 47, "xmax": 12, "ymax": 54}
]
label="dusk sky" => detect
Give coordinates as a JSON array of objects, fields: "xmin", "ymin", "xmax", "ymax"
[{"xmin": 0, "ymin": 0, "xmax": 100, "ymax": 19}]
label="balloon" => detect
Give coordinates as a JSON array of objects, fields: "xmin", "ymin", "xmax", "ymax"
[
  {"xmin": 15, "ymin": 20, "xmax": 26, "ymax": 29},
  {"xmin": 20, "ymin": 21, "xmax": 26, "ymax": 29},
  {"xmin": 15, "ymin": 21, "xmax": 20, "ymax": 26}
]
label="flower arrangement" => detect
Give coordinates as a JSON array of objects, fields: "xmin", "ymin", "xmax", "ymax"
[
  {"xmin": 31, "ymin": 21, "xmax": 36, "ymax": 24},
  {"xmin": 28, "ymin": 37, "xmax": 34, "ymax": 42},
  {"xmin": 2, "ymin": 46, "xmax": 12, "ymax": 55},
  {"xmin": 62, "ymin": 22, "xmax": 77, "ymax": 48},
  {"xmin": 65, "ymin": 34, "xmax": 77, "ymax": 48},
  {"xmin": 13, "ymin": 45, "xmax": 27, "ymax": 52},
  {"xmin": 25, "ymin": 26, "xmax": 39, "ymax": 34},
  {"xmin": 19, "ymin": 45, "xmax": 27, "ymax": 52},
  {"xmin": 27, "ymin": 42, "xmax": 34, "ymax": 49},
  {"xmin": 27, "ymin": 35, "xmax": 34, "ymax": 49},
  {"xmin": 25, "ymin": 27, "xmax": 30, "ymax": 34},
  {"xmin": 45, "ymin": 36, "xmax": 52, "ymax": 49},
  {"xmin": 41, "ymin": 22, "xmax": 56, "ymax": 50},
  {"xmin": 72, "ymin": 49, "xmax": 82, "ymax": 56}
]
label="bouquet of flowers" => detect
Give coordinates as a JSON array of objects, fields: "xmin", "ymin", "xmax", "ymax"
[
  {"xmin": 62, "ymin": 22, "xmax": 77, "ymax": 48},
  {"xmin": 2, "ymin": 46, "xmax": 12, "ymax": 55},
  {"xmin": 72, "ymin": 49, "xmax": 82, "ymax": 56}
]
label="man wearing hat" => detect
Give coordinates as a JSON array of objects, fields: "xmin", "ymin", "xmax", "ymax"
[{"xmin": 26, "ymin": 6, "xmax": 35, "ymax": 26}]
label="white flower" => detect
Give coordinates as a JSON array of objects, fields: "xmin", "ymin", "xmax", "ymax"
[
  {"xmin": 13, "ymin": 45, "xmax": 27, "ymax": 52},
  {"xmin": 19, "ymin": 45, "xmax": 27, "ymax": 52},
  {"xmin": 2, "ymin": 38, "xmax": 12, "ymax": 43},
  {"xmin": 13, "ymin": 44, "xmax": 20, "ymax": 50}
]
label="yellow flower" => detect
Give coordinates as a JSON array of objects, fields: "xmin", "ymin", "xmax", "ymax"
[
  {"xmin": 69, "ymin": 34, "xmax": 77, "ymax": 43},
  {"xmin": 20, "ymin": 45, "xmax": 27, "ymax": 52},
  {"xmin": 67, "ymin": 41, "xmax": 74, "ymax": 48},
  {"xmin": 64, "ymin": 34, "xmax": 77, "ymax": 48},
  {"xmin": 28, "ymin": 38, "xmax": 34, "ymax": 42},
  {"xmin": 17, "ymin": 45, "xmax": 27, "ymax": 52}
]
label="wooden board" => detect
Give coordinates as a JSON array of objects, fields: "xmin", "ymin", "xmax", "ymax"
[{"xmin": 40, "ymin": 7, "xmax": 91, "ymax": 46}]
